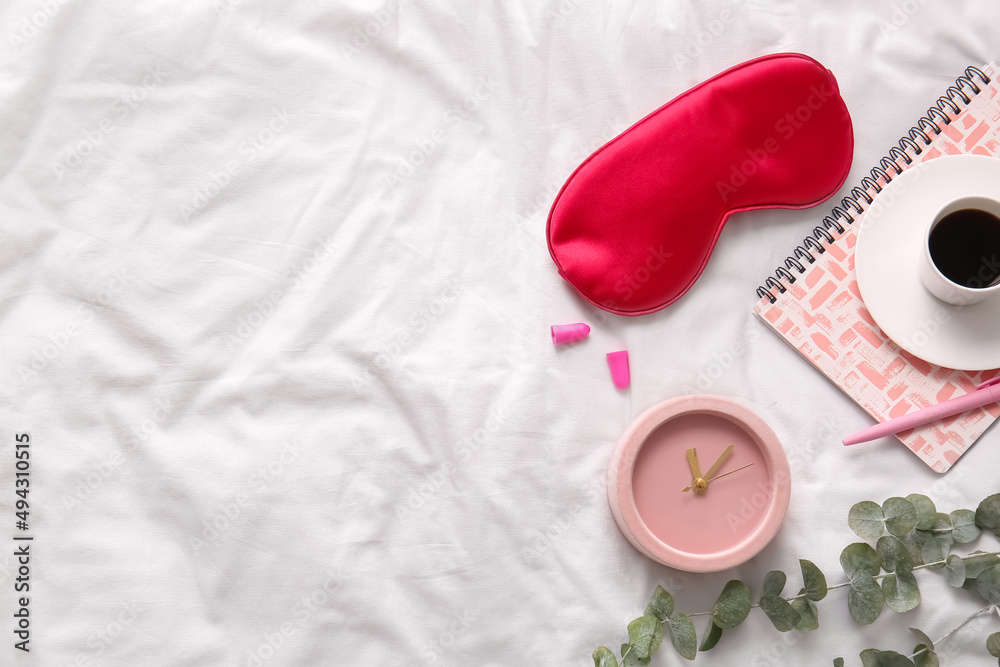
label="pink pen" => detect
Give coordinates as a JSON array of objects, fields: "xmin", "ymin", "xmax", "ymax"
[{"xmin": 843, "ymin": 377, "xmax": 1000, "ymax": 446}]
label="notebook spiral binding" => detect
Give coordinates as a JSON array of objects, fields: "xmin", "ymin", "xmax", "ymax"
[{"xmin": 755, "ymin": 65, "xmax": 992, "ymax": 304}]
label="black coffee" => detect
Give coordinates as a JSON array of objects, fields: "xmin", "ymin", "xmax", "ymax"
[{"xmin": 928, "ymin": 208, "xmax": 1000, "ymax": 288}]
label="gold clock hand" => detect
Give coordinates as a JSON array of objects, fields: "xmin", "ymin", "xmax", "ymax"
[
  {"xmin": 702, "ymin": 443, "xmax": 734, "ymax": 481},
  {"xmin": 681, "ymin": 462, "xmax": 754, "ymax": 492},
  {"xmin": 686, "ymin": 448, "xmax": 702, "ymax": 480},
  {"xmin": 704, "ymin": 462, "xmax": 754, "ymax": 484}
]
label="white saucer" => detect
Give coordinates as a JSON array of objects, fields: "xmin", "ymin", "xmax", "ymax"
[{"xmin": 854, "ymin": 154, "xmax": 1000, "ymax": 371}]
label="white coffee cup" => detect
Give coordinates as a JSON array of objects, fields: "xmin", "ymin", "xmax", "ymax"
[{"xmin": 918, "ymin": 195, "xmax": 1000, "ymax": 306}]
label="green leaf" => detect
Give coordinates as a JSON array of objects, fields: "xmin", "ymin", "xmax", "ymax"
[
  {"xmin": 759, "ymin": 594, "xmax": 800, "ymax": 632},
  {"xmin": 627, "ymin": 616, "xmax": 663, "ymax": 660},
  {"xmin": 801, "ymin": 559, "xmax": 828, "ymax": 601},
  {"xmin": 883, "ymin": 497, "xmax": 918, "ymax": 537},
  {"xmin": 949, "ymin": 509, "xmax": 981, "ymax": 544},
  {"xmin": 899, "ymin": 531, "xmax": 925, "ymax": 566},
  {"xmin": 912, "ymin": 645, "xmax": 939, "ymax": 667},
  {"xmin": 834, "ymin": 659, "xmax": 845, "ymax": 667},
  {"xmin": 644, "ymin": 586, "xmax": 674, "ymax": 621},
  {"xmin": 621, "ymin": 644, "xmax": 650, "ymax": 667},
  {"xmin": 790, "ymin": 593, "xmax": 819, "ymax": 631},
  {"xmin": 698, "ymin": 620, "xmax": 723, "ymax": 652},
  {"xmin": 906, "ymin": 494, "xmax": 936, "ymax": 531},
  {"xmin": 842, "ymin": 542, "xmax": 882, "ymax": 578},
  {"xmin": 918, "ymin": 537, "xmax": 952, "ymax": 565},
  {"xmin": 915, "ymin": 523, "xmax": 953, "ymax": 566},
  {"xmin": 987, "ymin": 632, "xmax": 1000, "ymax": 658},
  {"xmin": 975, "ymin": 493, "xmax": 1000, "ymax": 532},
  {"xmin": 848, "ymin": 571, "xmax": 884, "ymax": 625},
  {"xmin": 711, "ymin": 580, "xmax": 751, "ymax": 629},
  {"xmin": 877, "ymin": 535, "xmax": 914, "ymax": 573},
  {"xmin": 666, "ymin": 614, "xmax": 697, "ymax": 661},
  {"xmin": 763, "ymin": 571, "xmax": 786, "ymax": 597},
  {"xmin": 859, "ymin": 648, "xmax": 916, "ymax": 667},
  {"xmin": 945, "ymin": 554, "xmax": 966, "ymax": 587},
  {"xmin": 909, "ymin": 628, "xmax": 934, "ymax": 650},
  {"xmin": 963, "ymin": 551, "xmax": 1000, "ymax": 580},
  {"xmin": 882, "ymin": 570, "xmax": 920, "ymax": 613},
  {"xmin": 976, "ymin": 564, "xmax": 1000, "ymax": 605},
  {"xmin": 849, "ymin": 501, "xmax": 886, "ymax": 540},
  {"xmin": 593, "ymin": 646, "xmax": 619, "ymax": 667}
]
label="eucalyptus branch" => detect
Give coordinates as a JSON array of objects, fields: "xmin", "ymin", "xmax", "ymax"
[
  {"xmin": 680, "ymin": 551, "xmax": 1000, "ymax": 618},
  {"xmin": 592, "ymin": 492, "xmax": 1000, "ymax": 667},
  {"xmin": 909, "ymin": 605, "xmax": 996, "ymax": 660}
]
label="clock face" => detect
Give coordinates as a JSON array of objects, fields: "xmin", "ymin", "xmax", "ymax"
[
  {"xmin": 632, "ymin": 413, "xmax": 773, "ymax": 555},
  {"xmin": 608, "ymin": 396, "xmax": 790, "ymax": 572}
]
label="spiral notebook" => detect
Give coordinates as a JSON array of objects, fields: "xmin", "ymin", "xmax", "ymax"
[{"xmin": 753, "ymin": 62, "xmax": 1000, "ymax": 473}]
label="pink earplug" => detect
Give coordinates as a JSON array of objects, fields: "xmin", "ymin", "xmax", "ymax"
[
  {"xmin": 607, "ymin": 351, "xmax": 630, "ymax": 389},
  {"xmin": 551, "ymin": 323, "xmax": 591, "ymax": 346}
]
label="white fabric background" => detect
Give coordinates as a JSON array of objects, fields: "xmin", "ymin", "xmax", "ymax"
[{"xmin": 1, "ymin": 0, "xmax": 999, "ymax": 665}]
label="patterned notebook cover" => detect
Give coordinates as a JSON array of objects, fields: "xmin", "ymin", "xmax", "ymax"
[{"xmin": 753, "ymin": 62, "xmax": 1000, "ymax": 473}]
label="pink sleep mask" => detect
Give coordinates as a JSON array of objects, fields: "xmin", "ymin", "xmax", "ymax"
[{"xmin": 546, "ymin": 53, "xmax": 854, "ymax": 316}]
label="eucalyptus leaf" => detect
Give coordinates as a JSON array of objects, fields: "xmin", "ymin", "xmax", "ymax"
[
  {"xmin": 976, "ymin": 564, "xmax": 1000, "ymax": 605},
  {"xmin": 666, "ymin": 614, "xmax": 697, "ymax": 661},
  {"xmin": 593, "ymin": 646, "xmax": 619, "ymax": 667},
  {"xmin": 759, "ymin": 594, "xmax": 800, "ymax": 632},
  {"xmin": 712, "ymin": 580, "xmax": 751, "ymax": 629},
  {"xmin": 882, "ymin": 570, "xmax": 920, "ymax": 613},
  {"xmin": 644, "ymin": 586, "xmax": 674, "ymax": 621},
  {"xmin": 763, "ymin": 571, "xmax": 786, "ymax": 597},
  {"xmin": 627, "ymin": 616, "xmax": 663, "ymax": 660},
  {"xmin": 621, "ymin": 644, "xmax": 650, "ymax": 667},
  {"xmin": 944, "ymin": 555, "xmax": 966, "ymax": 588},
  {"xmin": 790, "ymin": 594, "xmax": 819, "ymax": 631},
  {"xmin": 987, "ymin": 632, "xmax": 1000, "ymax": 658},
  {"xmin": 698, "ymin": 620, "xmax": 723, "ymax": 652},
  {"xmin": 877, "ymin": 535, "xmax": 914, "ymax": 573},
  {"xmin": 849, "ymin": 501, "xmax": 886, "ymax": 540},
  {"xmin": 848, "ymin": 571, "xmax": 884, "ymax": 625},
  {"xmin": 975, "ymin": 493, "xmax": 1000, "ymax": 533},
  {"xmin": 899, "ymin": 531, "xmax": 925, "ymax": 566},
  {"xmin": 915, "ymin": 529, "xmax": 953, "ymax": 566},
  {"xmin": 931, "ymin": 513, "xmax": 952, "ymax": 533},
  {"xmin": 906, "ymin": 494, "xmax": 936, "ymax": 531},
  {"xmin": 859, "ymin": 648, "xmax": 916, "ymax": 667},
  {"xmin": 801, "ymin": 559, "xmax": 828, "ymax": 601},
  {"xmin": 909, "ymin": 628, "xmax": 934, "ymax": 650},
  {"xmin": 842, "ymin": 542, "xmax": 883, "ymax": 578},
  {"xmin": 883, "ymin": 497, "xmax": 918, "ymax": 537},
  {"xmin": 912, "ymin": 645, "xmax": 939, "ymax": 667},
  {"xmin": 834, "ymin": 659, "xmax": 845, "ymax": 667},
  {"xmin": 962, "ymin": 551, "xmax": 1000, "ymax": 580},
  {"xmin": 949, "ymin": 509, "xmax": 981, "ymax": 544}
]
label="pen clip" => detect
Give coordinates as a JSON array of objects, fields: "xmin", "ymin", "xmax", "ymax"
[{"xmin": 977, "ymin": 377, "xmax": 1000, "ymax": 390}]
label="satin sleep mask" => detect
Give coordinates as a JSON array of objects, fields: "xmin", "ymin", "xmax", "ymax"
[{"xmin": 546, "ymin": 52, "xmax": 854, "ymax": 316}]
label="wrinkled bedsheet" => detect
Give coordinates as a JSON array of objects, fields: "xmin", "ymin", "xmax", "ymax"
[{"xmin": 2, "ymin": 1, "xmax": 1000, "ymax": 664}]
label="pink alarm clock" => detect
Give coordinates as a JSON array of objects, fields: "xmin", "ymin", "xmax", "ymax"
[{"xmin": 607, "ymin": 395, "xmax": 791, "ymax": 572}]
